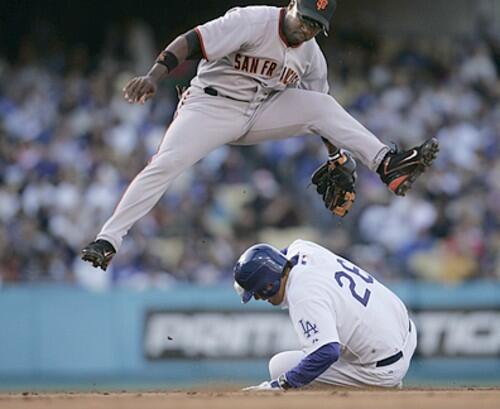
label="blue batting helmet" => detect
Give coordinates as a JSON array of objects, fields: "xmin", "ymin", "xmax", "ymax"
[{"xmin": 233, "ymin": 243, "xmax": 291, "ymax": 303}]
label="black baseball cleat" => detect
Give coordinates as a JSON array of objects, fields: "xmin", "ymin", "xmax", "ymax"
[
  {"xmin": 81, "ymin": 239, "xmax": 116, "ymax": 271},
  {"xmin": 377, "ymin": 138, "xmax": 439, "ymax": 196}
]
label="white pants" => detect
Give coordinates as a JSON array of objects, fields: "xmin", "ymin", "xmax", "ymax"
[
  {"xmin": 98, "ymin": 86, "xmax": 389, "ymax": 251},
  {"xmin": 269, "ymin": 320, "xmax": 418, "ymax": 388}
]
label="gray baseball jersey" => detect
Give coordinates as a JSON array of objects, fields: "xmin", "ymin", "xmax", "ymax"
[
  {"xmin": 192, "ymin": 6, "xmax": 329, "ymax": 101},
  {"xmin": 96, "ymin": 6, "xmax": 390, "ymax": 252}
]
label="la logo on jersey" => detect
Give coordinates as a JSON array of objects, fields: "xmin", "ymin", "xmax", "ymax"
[
  {"xmin": 299, "ymin": 319, "xmax": 319, "ymax": 338},
  {"xmin": 317, "ymin": 0, "xmax": 328, "ymax": 11}
]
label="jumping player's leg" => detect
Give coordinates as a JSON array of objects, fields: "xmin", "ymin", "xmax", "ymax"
[
  {"xmin": 242, "ymin": 88, "xmax": 439, "ymax": 195},
  {"xmin": 240, "ymin": 89, "xmax": 389, "ymax": 171},
  {"xmin": 95, "ymin": 96, "xmax": 247, "ymax": 253}
]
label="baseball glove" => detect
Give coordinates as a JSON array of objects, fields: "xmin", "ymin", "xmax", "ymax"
[{"xmin": 311, "ymin": 149, "xmax": 357, "ymax": 217}]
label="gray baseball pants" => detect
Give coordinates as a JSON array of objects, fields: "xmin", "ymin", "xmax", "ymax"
[{"xmin": 97, "ymin": 86, "xmax": 389, "ymax": 251}]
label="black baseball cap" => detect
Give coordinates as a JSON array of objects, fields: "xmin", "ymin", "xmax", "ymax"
[{"xmin": 296, "ymin": 0, "xmax": 337, "ymax": 33}]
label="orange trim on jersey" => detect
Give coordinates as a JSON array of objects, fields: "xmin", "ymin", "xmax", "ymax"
[{"xmin": 195, "ymin": 27, "xmax": 208, "ymax": 61}]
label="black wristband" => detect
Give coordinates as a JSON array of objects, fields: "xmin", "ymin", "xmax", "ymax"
[
  {"xmin": 329, "ymin": 149, "xmax": 343, "ymax": 162},
  {"xmin": 277, "ymin": 374, "xmax": 292, "ymax": 390},
  {"xmin": 156, "ymin": 50, "xmax": 179, "ymax": 73}
]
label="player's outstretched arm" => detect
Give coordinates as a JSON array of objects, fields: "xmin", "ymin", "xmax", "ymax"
[
  {"xmin": 244, "ymin": 342, "xmax": 341, "ymax": 391},
  {"xmin": 123, "ymin": 30, "xmax": 202, "ymax": 104}
]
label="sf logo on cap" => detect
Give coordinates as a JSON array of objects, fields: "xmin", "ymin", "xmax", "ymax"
[{"xmin": 317, "ymin": 0, "xmax": 328, "ymax": 11}]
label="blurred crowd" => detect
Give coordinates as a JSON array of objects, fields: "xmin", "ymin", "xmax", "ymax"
[{"xmin": 1, "ymin": 14, "xmax": 499, "ymax": 289}]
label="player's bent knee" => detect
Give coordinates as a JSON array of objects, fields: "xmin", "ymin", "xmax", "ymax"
[{"xmin": 268, "ymin": 350, "xmax": 305, "ymax": 379}]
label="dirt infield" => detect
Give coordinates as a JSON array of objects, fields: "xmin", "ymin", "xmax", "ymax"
[{"xmin": 1, "ymin": 389, "xmax": 499, "ymax": 409}]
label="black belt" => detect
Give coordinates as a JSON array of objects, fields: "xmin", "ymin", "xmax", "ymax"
[
  {"xmin": 204, "ymin": 87, "xmax": 249, "ymax": 103},
  {"xmin": 375, "ymin": 320, "xmax": 412, "ymax": 368},
  {"xmin": 376, "ymin": 351, "xmax": 403, "ymax": 367}
]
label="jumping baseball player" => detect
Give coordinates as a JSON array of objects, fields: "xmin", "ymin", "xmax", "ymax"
[
  {"xmin": 234, "ymin": 239, "xmax": 417, "ymax": 389},
  {"xmin": 81, "ymin": 0, "xmax": 439, "ymax": 270}
]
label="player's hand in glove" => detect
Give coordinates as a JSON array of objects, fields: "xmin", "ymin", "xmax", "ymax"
[
  {"xmin": 242, "ymin": 380, "xmax": 281, "ymax": 392},
  {"xmin": 311, "ymin": 149, "xmax": 357, "ymax": 217},
  {"xmin": 123, "ymin": 75, "xmax": 157, "ymax": 104},
  {"xmin": 242, "ymin": 375, "xmax": 291, "ymax": 392}
]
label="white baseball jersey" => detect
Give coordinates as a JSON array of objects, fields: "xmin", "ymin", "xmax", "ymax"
[
  {"xmin": 192, "ymin": 6, "xmax": 329, "ymax": 101},
  {"xmin": 283, "ymin": 240, "xmax": 410, "ymax": 365}
]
